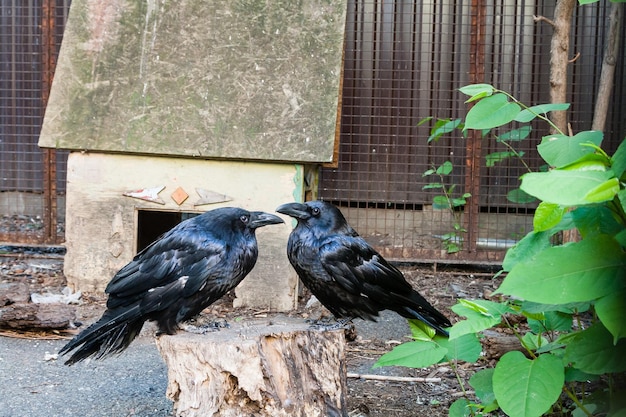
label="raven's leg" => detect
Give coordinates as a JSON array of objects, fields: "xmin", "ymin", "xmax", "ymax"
[
  {"xmin": 180, "ymin": 316, "xmax": 230, "ymax": 334},
  {"xmin": 308, "ymin": 316, "xmax": 354, "ymax": 331},
  {"xmin": 304, "ymin": 313, "xmax": 335, "ymax": 326}
]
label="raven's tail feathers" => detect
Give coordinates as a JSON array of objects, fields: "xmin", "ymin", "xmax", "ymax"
[
  {"xmin": 404, "ymin": 306, "xmax": 450, "ymax": 336},
  {"xmin": 59, "ymin": 306, "xmax": 145, "ymax": 365},
  {"xmin": 401, "ymin": 291, "xmax": 452, "ymax": 337}
]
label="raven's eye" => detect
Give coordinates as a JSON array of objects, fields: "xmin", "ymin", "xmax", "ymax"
[
  {"xmin": 240, "ymin": 215, "xmax": 249, "ymax": 224},
  {"xmin": 311, "ymin": 207, "xmax": 321, "ymax": 216}
]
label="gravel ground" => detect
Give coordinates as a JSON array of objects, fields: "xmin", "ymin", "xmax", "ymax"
[
  {"xmin": 0, "ymin": 333, "xmax": 172, "ymax": 417},
  {"xmin": 0, "ymin": 313, "xmax": 415, "ymax": 417}
]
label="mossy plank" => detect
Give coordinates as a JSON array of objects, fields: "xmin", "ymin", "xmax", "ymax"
[{"xmin": 40, "ymin": 0, "xmax": 346, "ymax": 163}]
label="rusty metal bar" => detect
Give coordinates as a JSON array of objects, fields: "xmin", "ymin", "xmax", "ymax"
[
  {"xmin": 381, "ymin": 248, "xmax": 504, "ymax": 266},
  {"xmin": 41, "ymin": 0, "xmax": 59, "ymax": 244},
  {"xmin": 464, "ymin": 0, "xmax": 486, "ymax": 254}
]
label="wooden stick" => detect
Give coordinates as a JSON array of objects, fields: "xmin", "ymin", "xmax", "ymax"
[{"xmin": 347, "ymin": 372, "xmax": 441, "ymax": 383}]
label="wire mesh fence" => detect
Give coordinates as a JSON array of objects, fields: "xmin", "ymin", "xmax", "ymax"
[
  {"xmin": 0, "ymin": 0, "xmax": 69, "ymax": 244},
  {"xmin": 1, "ymin": 0, "xmax": 624, "ymax": 261},
  {"xmin": 320, "ymin": 0, "xmax": 625, "ymax": 263}
]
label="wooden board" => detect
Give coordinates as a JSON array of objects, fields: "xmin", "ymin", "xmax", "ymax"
[{"xmin": 39, "ymin": 0, "xmax": 346, "ymax": 163}]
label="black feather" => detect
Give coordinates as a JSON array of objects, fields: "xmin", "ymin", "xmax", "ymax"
[
  {"xmin": 276, "ymin": 200, "xmax": 451, "ymax": 335},
  {"xmin": 59, "ymin": 207, "xmax": 283, "ymax": 365}
]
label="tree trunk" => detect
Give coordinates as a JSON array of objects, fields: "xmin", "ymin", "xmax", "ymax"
[
  {"xmin": 592, "ymin": 2, "xmax": 623, "ymax": 132},
  {"xmin": 156, "ymin": 318, "xmax": 348, "ymax": 417},
  {"xmin": 549, "ymin": 0, "xmax": 576, "ymax": 135}
]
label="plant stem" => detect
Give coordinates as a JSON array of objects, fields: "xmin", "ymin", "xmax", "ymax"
[
  {"xmin": 498, "ymin": 89, "xmax": 566, "ymax": 135},
  {"xmin": 498, "ymin": 139, "xmax": 533, "ymax": 173},
  {"xmin": 435, "ymin": 169, "xmax": 465, "ymax": 252},
  {"xmin": 501, "ymin": 314, "xmax": 537, "ymax": 358},
  {"xmin": 563, "ymin": 385, "xmax": 593, "ymax": 417},
  {"xmin": 447, "ymin": 358, "xmax": 477, "ymax": 417}
]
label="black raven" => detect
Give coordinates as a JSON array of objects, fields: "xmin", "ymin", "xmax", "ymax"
[
  {"xmin": 276, "ymin": 201, "xmax": 451, "ymax": 335},
  {"xmin": 59, "ymin": 207, "xmax": 283, "ymax": 365}
]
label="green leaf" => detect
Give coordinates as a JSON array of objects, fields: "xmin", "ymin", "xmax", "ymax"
[
  {"xmin": 437, "ymin": 332, "xmax": 482, "ymax": 362},
  {"xmin": 436, "ymin": 160, "xmax": 454, "ymax": 175},
  {"xmin": 564, "ymin": 323, "xmax": 626, "ymax": 374},
  {"xmin": 449, "ymin": 300, "xmax": 512, "ymax": 339},
  {"xmin": 507, "ymin": 188, "xmax": 537, "ymax": 204},
  {"xmin": 533, "ymin": 202, "xmax": 565, "ymax": 232},
  {"xmin": 458, "ymin": 299, "xmax": 493, "ymax": 316},
  {"xmin": 465, "ymin": 94, "xmax": 522, "ymax": 130},
  {"xmin": 617, "ymin": 229, "xmax": 626, "ymax": 248},
  {"xmin": 497, "ymin": 234, "xmax": 626, "ymax": 304},
  {"xmin": 485, "ymin": 151, "xmax": 520, "ymax": 167},
  {"xmin": 527, "ymin": 311, "xmax": 573, "ymax": 333},
  {"xmin": 610, "ymin": 137, "xmax": 626, "ymax": 178},
  {"xmin": 619, "ymin": 188, "xmax": 626, "ymax": 213},
  {"xmin": 502, "ymin": 231, "xmax": 552, "ymax": 272},
  {"xmin": 520, "ymin": 170, "xmax": 614, "ymax": 206},
  {"xmin": 422, "ymin": 183, "xmax": 444, "ymax": 190},
  {"xmin": 594, "ymin": 290, "xmax": 626, "ymax": 343},
  {"xmin": 542, "ymin": 311, "xmax": 574, "ymax": 332},
  {"xmin": 564, "ymin": 366, "xmax": 601, "ymax": 382},
  {"xmin": 459, "ymin": 83, "xmax": 495, "ymax": 101},
  {"xmin": 560, "ymin": 152, "xmax": 612, "ymax": 172},
  {"xmin": 535, "ymin": 341, "xmax": 567, "ymax": 355},
  {"xmin": 417, "ymin": 116, "xmax": 433, "ymax": 127},
  {"xmin": 408, "ymin": 319, "xmax": 436, "ymax": 341},
  {"xmin": 448, "ymin": 398, "xmax": 473, "ymax": 417},
  {"xmin": 515, "ymin": 103, "xmax": 570, "ymax": 123},
  {"xmin": 469, "ymin": 368, "xmax": 496, "ymax": 405},
  {"xmin": 373, "ymin": 341, "xmax": 447, "ymax": 369},
  {"xmin": 583, "ymin": 177, "xmax": 620, "ymax": 203},
  {"xmin": 451, "ymin": 196, "xmax": 468, "ymax": 207},
  {"xmin": 537, "ymin": 131, "xmax": 603, "ymax": 168},
  {"xmin": 521, "ymin": 332, "xmax": 551, "ymax": 351},
  {"xmin": 521, "ymin": 309, "xmax": 545, "ymax": 322},
  {"xmin": 522, "ymin": 300, "xmax": 590, "ymax": 315},
  {"xmin": 433, "ymin": 195, "xmax": 451, "ymax": 210},
  {"xmin": 445, "ymin": 242, "xmax": 461, "ymax": 253},
  {"xmin": 493, "ymin": 352, "xmax": 564, "ymax": 417},
  {"xmin": 428, "ymin": 119, "xmax": 461, "ymax": 143},
  {"xmin": 571, "ymin": 205, "xmax": 624, "ymax": 238},
  {"xmin": 497, "ymin": 125, "xmax": 531, "ymax": 142}
]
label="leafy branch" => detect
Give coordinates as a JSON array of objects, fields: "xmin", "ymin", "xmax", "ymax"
[
  {"xmin": 422, "ymin": 161, "xmax": 470, "ymax": 253},
  {"xmin": 381, "ymin": 84, "xmax": 626, "ymax": 417}
]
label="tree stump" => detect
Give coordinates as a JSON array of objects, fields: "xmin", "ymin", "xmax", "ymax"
[{"xmin": 156, "ymin": 317, "xmax": 348, "ymax": 417}]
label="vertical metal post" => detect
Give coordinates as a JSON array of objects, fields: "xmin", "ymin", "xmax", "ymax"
[
  {"xmin": 41, "ymin": 0, "xmax": 58, "ymax": 244},
  {"xmin": 465, "ymin": 0, "xmax": 486, "ymax": 254}
]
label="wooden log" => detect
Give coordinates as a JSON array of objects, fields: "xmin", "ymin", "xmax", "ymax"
[
  {"xmin": 0, "ymin": 302, "xmax": 76, "ymax": 329},
  {"xmin": 156, "ymin": 317, "xmax": 348, "ymax": 417},
  {"xmin": 482, "ymin": 329, "xmax": 527, "ymax": 360}
]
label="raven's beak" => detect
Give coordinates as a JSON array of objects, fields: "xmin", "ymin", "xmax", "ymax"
[
  {"xmin": 276, "ymin": 202, "xmax": 310, "ymax": 220},
  {"xmin": 249, "ymin": 211, "xmax": 284, "ymax": 229}
]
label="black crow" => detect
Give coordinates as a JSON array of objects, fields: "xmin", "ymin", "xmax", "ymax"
[
  {"xmin": 276, "ymin": 201, "xmax": 451, "ymax": 336},
  {"xmin": 59, "ymin": 207, "xmax": 283, "ymax": 365}
]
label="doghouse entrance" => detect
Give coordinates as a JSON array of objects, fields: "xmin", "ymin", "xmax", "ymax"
[{"xmin": 136, "ymin": 210, "xmax": 198, "ymax": 252}]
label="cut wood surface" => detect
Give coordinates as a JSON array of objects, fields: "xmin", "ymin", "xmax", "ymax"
[{"xmin": 156, "ymin": 317, "xmax": 348, "ymax": 417}]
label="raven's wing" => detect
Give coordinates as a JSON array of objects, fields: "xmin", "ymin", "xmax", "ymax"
[
  {"xmin": 319, "ymin": 234, "xmax": 450, "ymax": 333},
  {"xmin": 319, "ymin": 234, "xmax": 412, "ymax": 296},
  {"xmin": 105, "ymin": 228, "xmax": 225, "ymax": 309}
]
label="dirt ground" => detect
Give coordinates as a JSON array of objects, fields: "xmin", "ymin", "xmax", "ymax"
[{"xmin": 0, "ymin": 249, "xmax": 503, "ymax": 417}]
